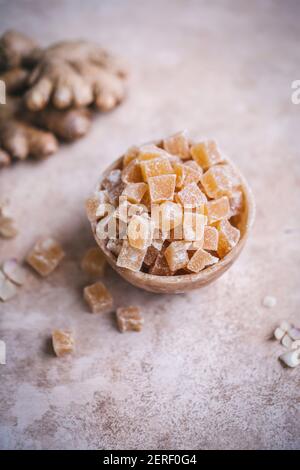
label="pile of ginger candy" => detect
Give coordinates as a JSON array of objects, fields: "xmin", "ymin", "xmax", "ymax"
[{"xmin": 87, "ymin": 131, "xmax": 243, "ymax": 276}]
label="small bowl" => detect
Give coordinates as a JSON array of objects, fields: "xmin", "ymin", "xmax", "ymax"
[{"xmin": 90, "ymin": 154, "xmax": 255, "ymax": 294}]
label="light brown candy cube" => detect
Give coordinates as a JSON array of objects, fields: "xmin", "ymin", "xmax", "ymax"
[
  {"xmin": 0, "ymin": 215, "xmax": 18, "ymax": 239},
  {"xmin": 26, "ymin": 238, "xmax": 65, "ymax": 277},
  {"xmin": 123, "ymin": 146, "xmax": 139, "ymax": 167},
  {"xmin": 52, "ymin": 329, "xmax": 74, "ymax": 357},
  {"xmin": 106, "ymin": 238, "xmax": 122, "ymax": 256},
  {"xmin": 187, "ymin": 248, "xmax": 218, "ymax": 273},
  {"xmin": 140, "ymin": 156, "xmax": 174, "ymax": 182},
  {"xmin": 83, "ymin": 281, "xmax": 113, "ymax": 313},
  {"xmin": 191, "ymin": 140, "xmax": 224, "ymax": 169},
  {"xmin": 164, "ymin": 241, "xmax": 189, "ymax": 271},
  {"xmin": 2, "ymin": 259, "xmax": 26, "ymax": 285},
  {"xmin": 216, "ymin": 220, "xmax": 240, "ymax": 258},
  {"xmin": 0, "ymin": 270, "xmax": 18, "ymax": 301},
  {"xmin": 121, "ymin": 158, "xmax": 143, "ymax": 184},
  {"xmin": 116, "ymin": 306, "xmax": 144, "ymax": 332},
  {"xmin": 176, "ymin": 182, "xmax": 207, "ymax": 208},
  {"xmin": 159, "ymin": 201, "xmax": 183, "ymax": 233},
  {"xmin": 138, "ymin": 144, "xmax": 168, "ymax": 161},
  {"xmin": 183, "ymin": 212, "xmax": 206, "ymax": 242},
  {"xmin": 203, "ymin": 226, "xmax": 219, "ymax": 251},
  {"xmin": 201, "ymin": 165, "xmax": 238, "ymax": 199},
  {"xmin": 127, "ymin": 215, "xmax": 154, "ymax": 250},
  {"xmin": 148, "ymin": 174, "xmax": 176, "ymax": 203},
  {"xmin": 81, "ymin": 247, "xmax": 106, "ymax": 277},
  {"xmin": 163, "ymin": 131, "xmax": 190, "ymax": 160},
  {"xmin": 121, "ymin": 182, "xmax": 148, "ymax": 204},
  {"xmin": 143, "ymin": 245, "xmax": 160, "ymax": 267},
  {"xmin": 117, "ymin": 240, "xmax": 147, "ymax": 272},
  {"xmin": 229, "ymin": 190, "xmax": 243, "ymax": 216},
  {"xmin": 85, "ymin": 190, "xmax": 109, "ymax": 222},
  {"xmin": 206, "ymin": 196, "xmax": 230, "ymax": 224},
  {"xmin": 149, "ymin": 251, "xmax": 174, "ymax": 276}
]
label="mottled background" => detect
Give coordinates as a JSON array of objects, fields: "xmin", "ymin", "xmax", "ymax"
[{"xmin": 0, "ymin": 0, "xmax": 299, "ymax": 450}]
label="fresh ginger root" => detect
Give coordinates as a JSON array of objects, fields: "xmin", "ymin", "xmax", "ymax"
[{"xmin": 0, "ymin": 30, "xmax": 128, "ymax": 112}]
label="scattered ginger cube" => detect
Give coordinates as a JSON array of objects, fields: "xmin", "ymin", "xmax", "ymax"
[
  {"xmin": 121, "ymin": 182, "xmax": 147, "ymax": 203},
  {"xmin": 81, "ymin": 246, "xmax": 106, "ymax": 277},
  {"xmin": 216, "ymin": 220, "xmax": 240, "ymax": 258},
  {"xmin": 176, "ymin": 182, "xmax": 207, "ymax": 208},
  {"xmin": 83, "ymin": 281, "xmax": 113, "ymax": 313},
  {"xmin": 116, "ymin": 306, "xmax": 144, "ymax": 332},
  {"xmin": 203, "ymin": 226, "xmax": 219, "ymax": 251},
  {"xmin": 163, "ymin": 131, "xmax": 190, "ymax": 160},
  {"xmin": 187, "ymin": 248, "xmax": 218, "ymax": 273},
  {"xmin": 52, "ymin": 330, "xmax": 74, "ymax": 357},
  {"xmin": 206, "ymin": 196, "xmax": 230, "ymax": 224},
  {"xmin": 26, "ymin": 238, "xmax": 65, "ymax": 277},
  {"xmin": 148, "ymin": 174, "xmax": 176, "ymax": 203},
  {"xmin": 191, "ymin": 140, "xmax": 223, "ymax": 169}
]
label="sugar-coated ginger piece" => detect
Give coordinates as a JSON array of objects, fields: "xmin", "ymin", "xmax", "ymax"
[
  {"xmin": 106, "ymin": 238, "xmax": 122, "ymax": 256},
  {"xmin": 137, "ymin": 144, "xmax": 168, "ymax": 161},
  {"xmin": 116, "ymin": 306, "xmax": 144, "ymax": 332},
  {"xmin": 203, "ymin": 226, "xmax": 219, "ymax": 251},
  {"xmin": 121, "ymin": 182, "xmax": 147, "ymax": 204},
  {"xmin": 117, "ymin": 240, "xmax": 147, "ymax": 272},
  {"xmin": 216, "ymin": 219, "xmax": 240, "ymax": 258},
  {"xmin": 0, "ymin": 215, "xmax": 18, "ymax": 238},
  {"xmin": 176, "ymin": 182, "xmax": 207, "ymax": 208},
  {"xmin": 229, "ymin": 190, "xmax": 243, "ymax": 216},
  {"xmin": 187, "ymin": 248, "xmax": 218, "ymax": 273},
  {"xmin": 183, "ymin": 162, "xmax": 202, "ymax": 186},
  {"xmin": 52, "ymin": 329, "xmax": 74, "ymax": 357},
  {"xmin": 191, "ymin": 140, "xmax": 224, "ymax": 169},
  {"xmin": 206, "ymin": 196, "xmax": 230, "ymax": 224},
  {"xmin": 201, "ymin": 164, "xmax": 239, "ymax": 199},
  {"xmin": 123, "ymin": 146, "xmax": 139, "ymax": 167},
  {"xmin": 148, "ymin": 174, "xmax": 176, "ymax": 203},
  {"xmin": 164, "ymin": 241, "xmax": 190, "ymax": 272},
  {"xmin": 156, "ymin": 201, "xmax": 182, "ymax": 234},
  {"xmin": 163, "ymin": 131, "xmax": 190, "ymax": 160},
  {"xmin": 81, "ymin": 246, "xmax": 106, "ymax": 277},
  {"xmin": 102, "ymin": 169, "xmax": 125, "ymax": 205},
  {"xmin": 121, "ymin": 158, "xmax": 143, "ymax": 184},
  {"xmin": 149, "ymin": 251, "xmax": 174, "ymax": 276},
  {"xmin": 83, "ymin": 281, "xmax": 113, "ymax": 314},
  {"xmin": 172, "ymin": 161, "xmax": 185, "ymax": 188},
  {"xmin": 140, "ymin": 156, "xmax": 174, "ymax": 182},
  {"xmin": 85, "ymin": 190, "xmax": 109, "ymax": 222},
  {"xmin": 183, "ymin": 212, "xmax": 207, "ymax": 241},
  {"xmin": 143, "ymin": 245, "xmax": 160, "ymax": 267},
  {"xmin": 26, "ymin": 237, "xmax": 65, "ymax": 276},
  {"xmin": 0, "ymin": 270, "xmax": 18, "ymax": 301},
  {"xmin": 127, "ymin": 215, "xmax": 154, "ymax": 250},
  {"xmin": 2, "ymin": 259, "xmax": 26, "ymax": 285}
]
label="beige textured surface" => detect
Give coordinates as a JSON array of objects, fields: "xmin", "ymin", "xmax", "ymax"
[{"xmin": 0, "ymin": 0, "xmax": 299, "ymax": 450}]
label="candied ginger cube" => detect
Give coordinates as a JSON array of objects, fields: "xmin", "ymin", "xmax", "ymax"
[
  {"xmin": 127, "ymin": 214, "xmax": 154, "ymax": 250},
  {"xmin": 163, "ymin": 131, "xmax": 190, "ymax": 160},
  {"xmin": 143, "ymin": 245, "xmax": 160, "ymax": 267},
  {"xmin": 26, "ymin": 238, "xmax": 65, "ymax": 277},
  {"xmin": 123, "ymin": 146, "xmax": 139, "ymax": 167},
  {"xmin": 176, "ymin": 182, "xmax": 207, "ymax": 208},
  {"xmin": 81, "ymin": 247, "xmax": 106, "ymax": 277},
  {"xmin": 183, "ymin": 162, "xmax": 202, "ymax": 186},
  {"xmin": 201, "ymin": 164, "xmax": 238, "ymax": 199},
  {"xmin": 216, "ymin": 220, "xmax": 240, "ymax": 258},
  {"xmin": 148, "ymin": 174, "xmax": 176, "ymax": 203},
  {"xmin": 121, "ymin": 158, "xmax": 143, "ymax": 184},
  {"xmin": 106, "ymin": 238, "xmax": 122, "ymax": 256},
  {"xmin": 206, "ymin": 196, "xmax": 230, "ymax": 224},
  {"xmin": 149, "ymin": 251, "xmax": 174, "ymax": 276},
  {"xmin": 138, "ymin": 144, "xmax": 168, "ymax": 161},
  {"xmin": 203, "ymin": 226, "xmax": 219, "ymax": 251},
  {"xmin": 52, "ymin": 330, "xmax": 74, "ymax": 357},
  {"xmin": 85, "ymin": 190, "xmax": 109, "ymax": 222},
  {"xmin": 0, "ymin": 270, "xmax": 18, "ymax": 301},
  {"xmin": 140, "ymin": 156, "xmax": 174, "ymax": 182},
  {"xmin": 121, "ymin": 182, "xmax": 147, "ymax": 203},
  {"xmin": 191, "ymin": 140, "xmax": 224, "ymax": 169},
  {"xmin": 187, "ymin": 248, "xmax": 218, "ymax": 273},
  {"xmin": 183, "ymin": 212, "xmax": 207, "ymax": 241},
  {"xmin": 164, "ymin": 241, "xmax": 189, "ymax": 271},
  {"xmin": 117, "ymin": 240, "xmax": 146, "ymax": 272},
  {"xmin": 229, "ymin": 190, "xmax": 243, "ymax": 216},
  {"xmin": 172, "ymin": 162, "xmax": 185, "ymax": 188},
  {"xmin": 157, "ymin": 201, "xmax": 183, "ymax": 233},
  {"xmin": 83, "ymin": 281, "xmax": 113, "ymax": 313},
  {"xmin": 116, "ymin": 306, "xmax": 144, "ymax": 332}
]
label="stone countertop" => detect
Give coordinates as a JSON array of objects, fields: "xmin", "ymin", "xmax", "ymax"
[{"xmin": 0, "ymin": 0, "xmax": 299, "ymax": 450}]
